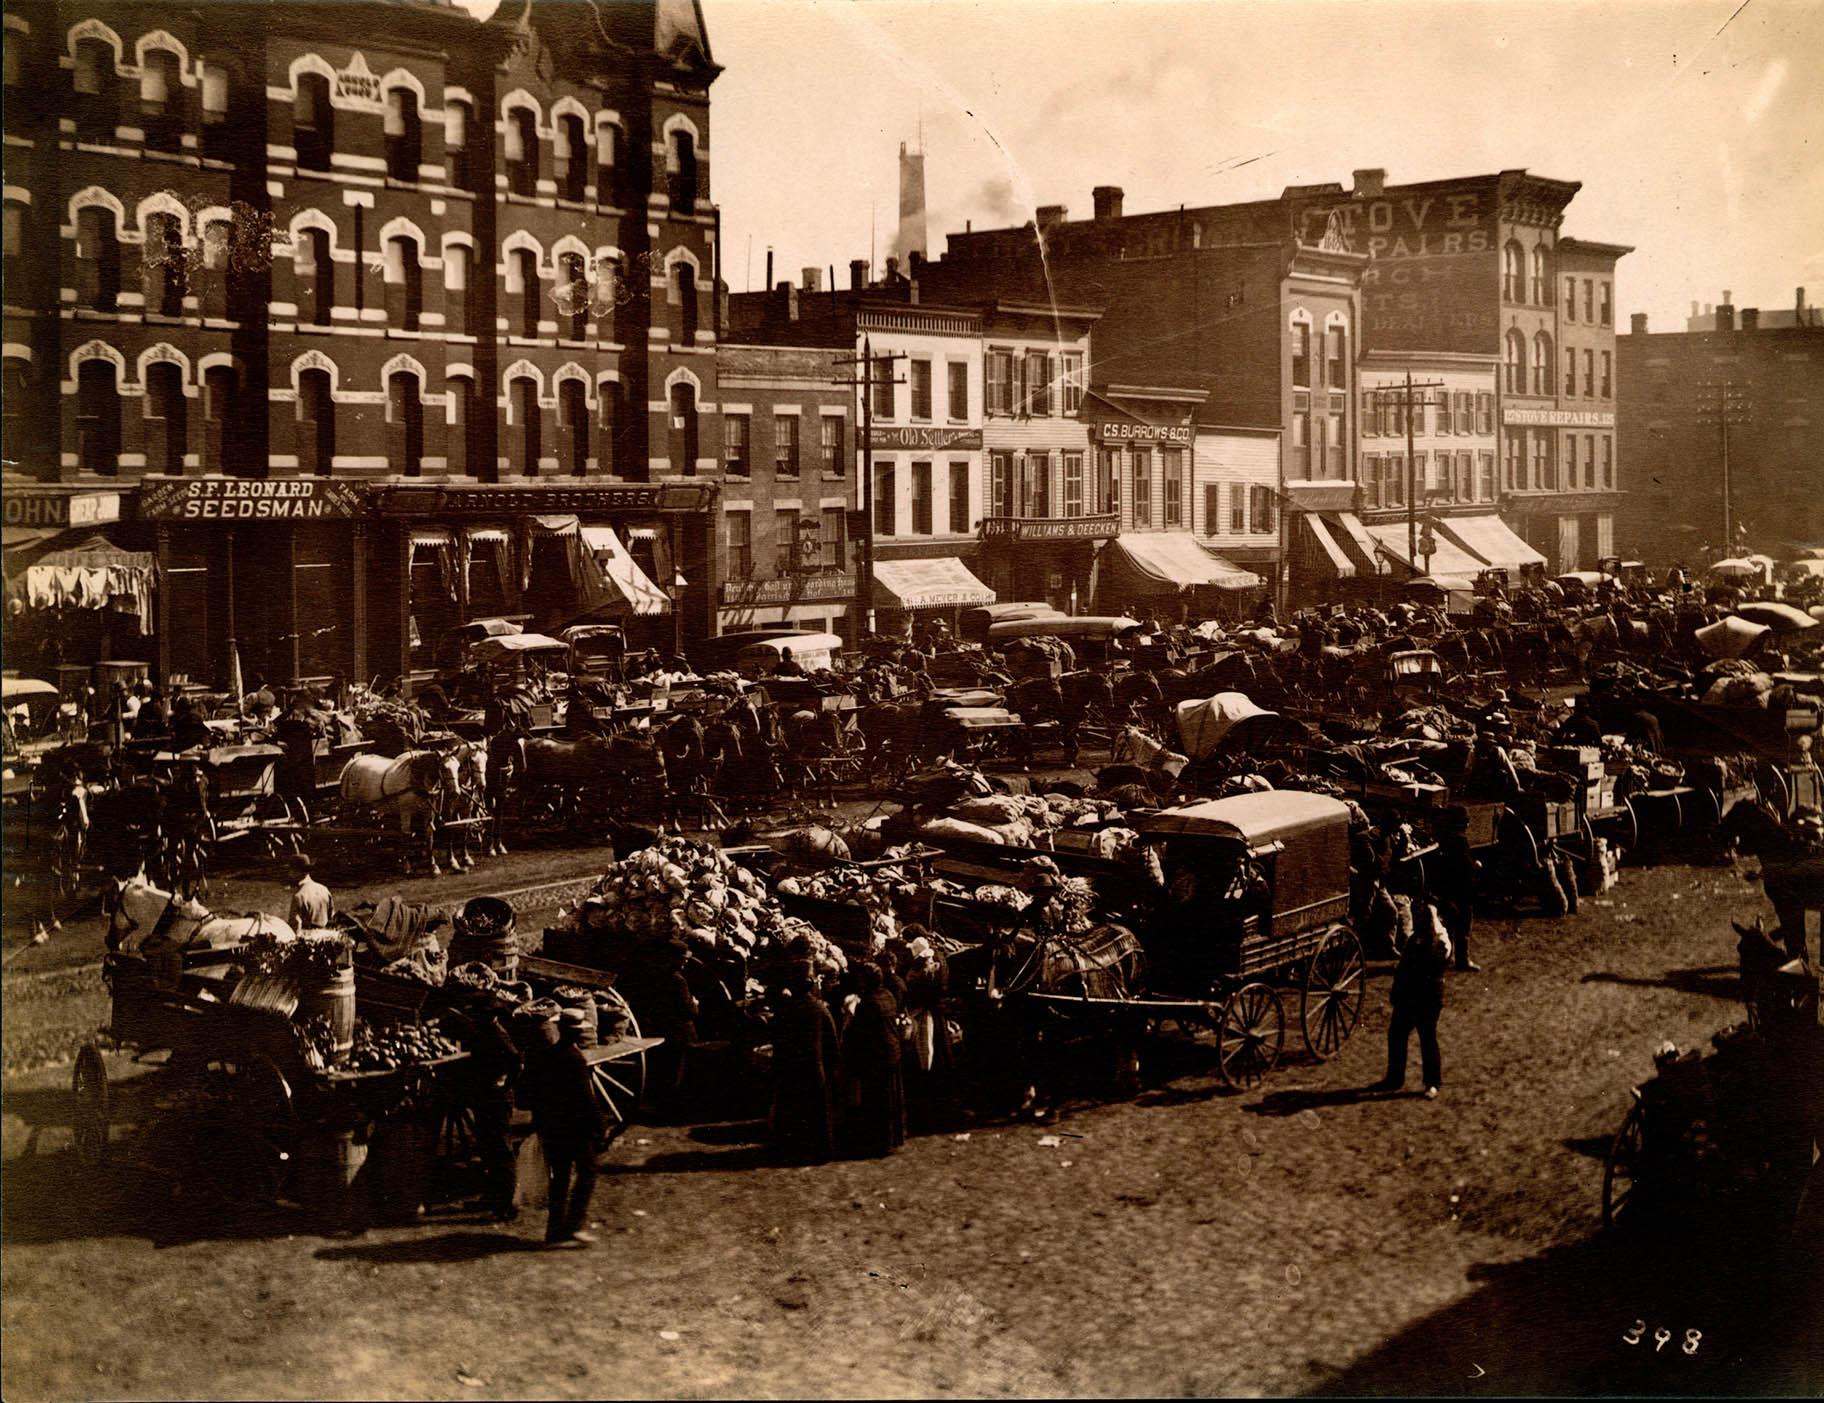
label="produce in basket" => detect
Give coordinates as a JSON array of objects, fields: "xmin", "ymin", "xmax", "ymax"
[{"xmin": 343, "ymin": 1017, "xmax": 465, "ymax": 1073}]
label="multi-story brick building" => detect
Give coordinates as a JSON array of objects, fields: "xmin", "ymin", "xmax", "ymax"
[
  {"xmin": 1617, "ymin": 292, "xmax": 1824, "ymax": 563},
  {"xmin": 2, "ymin": 0, "xmax": 725, "ymax": 688}
]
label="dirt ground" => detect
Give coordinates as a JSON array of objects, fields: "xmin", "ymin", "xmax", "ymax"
[{"xmin": 4, "ymin": 855, "xmax": 1819, "ymax": 1400}]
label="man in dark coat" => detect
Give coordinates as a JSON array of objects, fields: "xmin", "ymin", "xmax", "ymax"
[
  {"xmin": 455, "ymin": 992, "xmax": 524, "ymax": 1222},
  {"xmin": 840, "ymin": 962, "xmax": 907, "ymax": 1157},
  {"xmin": 526, "ymin": 1010, "xmax": 604, "ymax": 1247},
  {"xmin": 1433, "ymin": 809, "xmax": 1482, "ymax": 973},
  {"xmin": 273, "ymin": 692, "xmax": 322, "ymax": 824},
  {"xmin": 1376, "ymin": 904, "xmax": 1451, "ymax": 1097},
  {"xmin": 770, "ymin": 959, "xmax": 840, "ymax": 1164}
]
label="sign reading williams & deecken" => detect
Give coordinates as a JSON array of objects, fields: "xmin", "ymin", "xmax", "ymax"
[
  {"xmin": 1502, "ymin": 408, "xmax": 1616, "ymax": 428},
  {"xmin": 141, "ymin": 478, "xmax": 366, "ymax": 521}
]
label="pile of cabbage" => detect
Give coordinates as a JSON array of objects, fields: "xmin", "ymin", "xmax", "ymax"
[{"xmin": 579, "ymin": 837, "xmax": 776, "ymax": 955}]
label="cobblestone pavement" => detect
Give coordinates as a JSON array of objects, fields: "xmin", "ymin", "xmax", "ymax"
[{"xmin": 4, "ymin": 858, "xmax": 1818, "ymax": 1399}]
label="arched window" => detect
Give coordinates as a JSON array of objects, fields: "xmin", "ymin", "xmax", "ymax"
[
  {"xmin": 669, "ymin": 381, "xmax": 698, "ymax": 475},
  {"xmin": 76, "ymin": 358, "xmax": 120, "ymax": 475},
  {"xmin": 201, "ymin": 363, "xmax": 237, "ymax": 473},
  {"xmin": 596, "ymin": 122, "xmax": 625, "ymax": 206},
  {"xmin": 504, "ymin": 107, "xmax": 538, "ymax": 196},
  {"xmin": 1, "ymin": 358, "xmax": 30, "ymax": 468},
  {"xmin": 75, "ymin": 205, "xmax": 121, "ymax": 310},
  {"xmin": 295, "ymin": 71, "xmax": 333, "ymax": 171},
  {"xmin": 384, "ymin": 235, "xmax": 422, "ymax": 330},
  {"xmin": 1289, "ymin": 319, "xmax": 1311, "ymax": 387},
  {"xmin": 444, "ymin": 242, "xmax": 470, "ymax": 335},
  {"xmin": 509, "ymin": 248, "xmax": 540, "ymax": 337},
  {"xmin": 1504, "ymin": 329, "xmax": 1526, "ymax": 394},
  {"xmin": 668, "ymin": 127, "xmax": 697, "ymax": 212},
  {"xmin": 71, "ymin": 38, "xmax": 115, "ymax": 136},
  {"xmin": 510, "ymin": 376, "xmax": 541, "ymax": 474},
  {"xmin": 387, "ymin": 371, "xmax": 423, "ymax": 476},
  {"xmin": 558, "ymin": 378, "xmax": 588, "ymax": 475},
  {"xmin": 1531, "ymin": 331, "xmax": 1552, "ymax": 396},
  {"xmin": 143, "ymin": 360, "xmax": 186, "ymax": 473},
  {"xmin": 385, "ymin": 86, "xmax": 422, "ymax": 182},
  {"xmin": 558, "ymin": 251, "xmax": 587, "ymax": 340},
  {"xmin": 597, "ymin": 253, "xmax": 624, "ymax": 341},
  {"xmin": 1530, "ymin": 246, "xmax": 1549, "ymax": 305},
  {"xmin": 143, "ymin": 211, "xmax": 186, "ymax": 316},
  {"xmin": 1502, "ymin": 240, "xmax": 1523, "ymax": 302},
  {"xmin": 444, "ymin": 99, "xmax": 472, "ymax": 188},
  {"xmin": 446, "ymin": 373, "xmax": 475, "ymax": 476},
  {"xmin": 139, "ymin": 47, "xmax": 182, "ymax": 152},
  {"xmin": 296, "ymin": 226, "xmax": 333, "ymax": 325},
  {"xmin": 200, "ymin": 219, "xmax": 234, "ymax": 318},
  {"xmin": 673, "ymin": 260, "xmax": 697, "ymax": 343},
  {"xmin": 199, "ymin": 61, "xmax": 229, "ymax": 152},
  {"xmin": 297, "ymin": 366, "xmax": 334, "ymax": 474},
  {"xmin": 556, "ymin": 113, "xmax": 587, "ymax": 201},
  {"xmin": 597, "ymin": 379, "xmax": 622, "ymax": 473}
]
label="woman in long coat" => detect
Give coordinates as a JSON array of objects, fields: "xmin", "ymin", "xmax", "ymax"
[
  {"xmin": 840, "ymin": 961, "xmax": 907, "ymax": 1158},
  {"xmin": 770, "ymin": 960, "xmax": 840, "ymax": 1164}
]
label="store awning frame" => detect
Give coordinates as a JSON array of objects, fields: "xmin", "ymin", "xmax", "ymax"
[
  {"xmin": 1435, "ymin": 514, "xmax": 1547, "ymax": 574},
  {"xmin": 1301, "ymin": 514, "xmax": 1355, "ymax": 579},
  {"xmin": 1101, "ymin": 533, "xmax": 1263, "ymax": 593},
  {"xmin": 1362, "ymin": 522, "xmax": 1489, "ymax": 581},
  {"xmin": 579, "ymin": 525, "xmax": 671, "ymax": 617},
  {"xmin": 872, "ymin": 557, "xmax": 996, "ymax": 610}
]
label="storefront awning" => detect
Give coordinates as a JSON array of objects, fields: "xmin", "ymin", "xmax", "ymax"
[
  {"xmin": 1301, "ymin": 514, "xmax": 1355, "ymax": 579},
  {"xmin": 13, "ymin": 535, "xmax": 157, "ymax": 634},
  {"xmin": 1362, "ymin": 523, "xmax": 1489, "ymax": 580},
  {"xmin": 873, "ymin": 557, "xmax": 995, "ymax": 610},
  {"xmin": 579, "ymin": 526, "xmax": 670, "ymax": 616},
  {"xmin": 1435, "ymin": 514, "xmax": 1546, "ymax": 574},
  {"xmin": 1102, "ymin": 533, "xmax": 1263, "ymax": 592}
]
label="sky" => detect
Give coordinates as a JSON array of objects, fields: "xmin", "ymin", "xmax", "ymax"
[{"xmin": 689, "ymin": 0, "xmax": 1823, "ymax": 330}]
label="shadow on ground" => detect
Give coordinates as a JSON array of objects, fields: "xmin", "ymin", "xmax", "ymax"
[{"xmin": 1580, "ymin": 964, "xmax": 1745, "ymax": 1004}]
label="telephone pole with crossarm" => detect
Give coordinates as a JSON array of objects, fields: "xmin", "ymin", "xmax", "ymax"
[
  {"xmin": 834, "ymin": 338, "xmax": 907, "ymax": 641},
  {"xmin": 1362, "ymin": 373, "xmax": 1448, "ymax": 577}
]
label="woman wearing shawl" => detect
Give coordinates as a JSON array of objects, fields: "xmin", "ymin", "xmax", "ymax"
[
  {"xmin": 770, "ymin": 959, "xmax": 839, "ymax": 1164},
  {"xmin": 840, "ymin": 961, "xmax": 907, "ymax": 1158},
  {"xmin": 898, "ymin": 930, "xmax": 957, "ymax": 1133}
]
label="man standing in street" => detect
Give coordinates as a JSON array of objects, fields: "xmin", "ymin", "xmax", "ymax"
[
  {"xmin": 287, "ymin": 853, "xmax": 333, "ymax": 930},
  {"xmin": 1376, "ymin": 902, "xmax": 1451, "ymax": 1099},
  {"xmin": 527, "ymin": 1009, "xmax": 604, "ymax": 1248},
  {"xmin": 1435, "ymin": 808, "xmax": 1482, "ymax": 973}
]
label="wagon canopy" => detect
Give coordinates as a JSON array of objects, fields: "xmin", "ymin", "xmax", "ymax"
[
  {"xmin": 1734, "ymin": 601, "xmax": 1818, "ymax": 633},
  {"xmin": 1175, "ymin": 692, "xmax": 1307, "ymax": 760},
  {"xmin": 1694, "ymin": 616, "xmax": 1770, "ymax": 659},
  {"xmin": 468, "ymin": 633, "xmax": 570, "ymax": 662},
  {"xmin": 1137, "ymin": 789, "xmax": 1352, "ymax": 846}
]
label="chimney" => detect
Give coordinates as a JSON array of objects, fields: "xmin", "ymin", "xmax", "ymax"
[
  {"xmin": 1715, "ymin": 290, "xmax": 1736, "ymax": 332},
  {"xmin": 1630, "ymin": 312, "xmax": 1648, "ymax": 334},
  {"xmin": 1036, "ymin": 204, "xmax": 1068, "ymax": 231},
  {"xmin": 765, "ymin": 248, "xmax": 774, "ymax": 290},
  {"xmin": 884, "ymin": 255, "xmax": 901, "ymax": 285},
  {"xmin": 907, "ymin": 250, "xmax": 925, "ymax": 278},
  {"xmin": 1741, "ymin": 307, "xmax": 1760, "ymax": 331},
  {"xmin": 776, "ymin": 280, "xmax": 798, "ymax": 321},
  {"xmin": 1690, "ymin": 300, "xmax": 1699, "ymax": 319},
  {"xmin": 800, "ymin": 266, "xmax": 822, "ymax": 292},
  {"xmin": 1799, "ymin": 286, "xmax": 1809, "ymax": 323},
  {"xmin": 1352, "ymin": 168, "xmax": 1387, "ymax": 199},
  {"xmin": 1092, "ymin": 185, "xmax": 1124, "ymax": 222},
  {"xmin": 850, "ymin": 258, "xmax": 869, "ymax": 290}
]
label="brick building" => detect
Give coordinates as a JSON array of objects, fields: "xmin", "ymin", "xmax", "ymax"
[{"xmin": 2, "ymin": 0, "xmax": 725, "ymax": 688}]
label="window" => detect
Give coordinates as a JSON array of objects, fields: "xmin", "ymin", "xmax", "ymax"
[
  {"xmin": 1504, "ymin": 433, "xmax": 1522, "ymax": 491},
  {"xmin": 351, "ymin": 207, "xmax": 366, "ymax": 313},
  {"xmin": 949, "ymin": 462, "xmax": 971, "ymax": 533},
  {"xmin": 1602, "ymin": 436, "xmax": 1613, "ymax": 488},
  {"xmin": 1062, "ymin": 452, "xmax": 1084, "ymax": 519},
  {"xmin": 1131, "ymin": 448, "xmax": 1151, "ymax": 527},
  {"xmin": 1582, "ymin": 348, "xmax": 1595, "ymax": 398},
  {"xmin": 1599, "ymin": 281, "xmax": 1612, "ymax": 326},
  {"xmin": 871, "ymin": 357, "xmax": 894, "ymax": 419},
  {"xmin": 985, "ymin": 350, "xmax": 1013, "ymax": 415},
  {"xmin": 775, "ymin": 508, "xmax": 799, "ymax": 574},
  {"xmin": 596, "ymin": 122, "xmax": 625, "ymax": 206},
  {"xmin": 1024, "ymin": 352, "xmax": 1051, "ymax": 415},
  {"xmin": 72, "ymin": 38, "xmax": 113, "ymax": 135},
  {"xmin": 388, "ymin": 371, "xmax": 424, "ymax": 476},
  {"xmin": 597, "ymin": 379, "xmax": 623, "ymax": 474},
  {"xmin": 559, "ymin": 379, "xmax": 588, "ymax": 475},
  {"xmin": 1478, "ymin": 451, "xmax": 1496, "ymax": 500},
  {"xmin": 1413, "ymin": 452, "xmax": 1431, "ymax": 497},
  {"xmin": 446, "ymin": 374, "xmax": 474, "ymax": 476},
  {"xmin": 1502, "ymin": 241, "xmax": 1523, "ymax": 301},
  {"xmin": 298, "ymin": 367, "xmax": 334, "ymax": 475},
  {"xmin": 445, "ymin": 100, "xmax": 471, "ymax": 188},
  {"xmin": 511, "ymin": 249, "xmax": 539, "ymax": 337},
  {"xmin": 873, "ymin": 462, "xmax": 896, "ymax": 536},
  {"xmin": 1477, "ymin": 392, "xmax": 1495, "ymax": 433},
  {"xmin": 1, "ymin": 200, "xmax": 20, "ymax": 262},
  {"xmin": 911, "ymin": 461, "xmax": 933, "ymax": 534},
  {"xmin": 822, "ymin": 507, "xmax": 846, "ymax": 569},
  {"xmin": 821, "ymin": 415, "xmax": 844, "ymax": 475},
  {"xmin": 1291, "ymin": 404, "xmax": 1310, "ymax": 475},
  {"xmin": 1327, "ymin": 412, "xmax": 1345, "ymax": 477},
  {"xmin": 723, "ymin": 413, "xmax": 749, "ymax": 475},
  {"xmin": 144, "ymin": 361, "xmax": 186, "ymax": 473},
  {"xmin": 1564, "ymin": 276, "xmax": 1576, "ymax": 320},
  {"xmin": 1532, "ymin": 333, "xmax": 1552, "ymax": 396},
  {"xmin": 1563, "ymin": 348, "xmax": 1577, "ymax": 397},
  {"xmin": 1532, "ymin": 431, "xmax": 1552, "ymax": 491},
  {"xmin": 559, "ymin": 252, "xmax": 587, "ymax": 339},
  {"xmin": 444, "ymin": 242, "xmax": 470, "ymax": 335},
  {"xmin": 140, "ymin": 48, "xmax": 182, "ymax": 152},
  {"xmin": 75, "ymin": 205, "xmax": 121, "ymax": 310},
  {"xmin": 1291, "ymin": 323, "xmax": 1311, "ymax": 387},
  {"xmin": 1455, "ymin": 391, "xmax": 1472, "ymax": 434},
  {"xmin": 1060, "ymin": 353, "xmax": 1084, "ymax": 414},
  {"xmin": 989, "ymin": 451, "xmax": 1013, "ymax": 518},
  {"xmin": 909, "ymin": 360, "xmax": 932, "ymax": 419},
  {"xmin": 4, "ymin": 26, "xmax": 22, "ymax": 87},
  {"xmin": 1162, "ymin": 448, "xmax": 1184, "ymax": 527},
  {"xmin": 556, "ymin": 113, "xmax": 587, "ymax": 201},
  {"xmin": 1600, "ymin": 351, "xmax": 1612, "ymax": 398},
  {"xmin": 675, "ymin": 262, "xmax": 697, "ymax": 343},
  {"xmin": 774, "ymin": 413, "xmax": 799, "ymax": 477},
  {"xmin": 668, "ymin": 128, "xmax": 697, "ymax": 213},
  {"xmin": 1457, "ymin": 450, "xmax": 1474, "ymax": 501},
  {"xmin": 726, "ymin": 510, "xmax": 752, "ymax": 580},
  {"xmin": 1229, "ymin": 487, "xmax": 1246, "ymax": 534},
  {"xmin": 145, "ymin": 212, "xmax": 185, "ymax": 316},
  {"xmin": 1530, "ymin": 246, "xmax": 1547, "ymax": 305},
  {"xmin": 1204, "ymin": 482, "xmax": 1223, "ymax": 530},
  {"xmin": 295, "ymin": 71, "xmax": 333, "ymax": 171},
  {"xmin": 1023, "ymin": 451, "xmax": 1050, "ymax": 518},
  {"xmin": 1506, "ymin": 327, "xmax": 1527, "ymax": 393},
  {"xmin": 201, "ymin": 364, "xmax": 236, "ymax": 474},
  {"xmin": 298, "ymin": 227, "xmax": 333, "ymax": 325},
  {"xmin": 1586, "ymin": 433, "xmax": 1598, "ymax": 489},
  {"xmin": 1583, "ymin": 278, "xmax": 1594, "ymax": 322},
  {"xmin": 668, "ymin": 382, "xmax": 698, "ymax": 474},
  {"xmin": 1100, "ymin": 447, "xmax": 1119, "ymax": 515},
  {"xmin": 940, "ymin": 361, "xmax": 967, "ymax": 422},
  {"xmin": 1251, "ymin": 485, "xmax": 1276, "ymax": 533},
  {"xmin": 505, "ymin": 107, "xmax": 538, "ymax": 195},
  {"xmin": 508, "ymin": 376, "xmax": 542, "ymax": 472},
  {"xmin": 385, "ymin": 236, "xmax": 422, "ymax": 330},
  {"xmin": 384, "ymin": 86, "xmax": 421, "ymax": 181},
  {"xmin": 1325, "ymin": 325, "xmax": 1346, "ymax": 388}
]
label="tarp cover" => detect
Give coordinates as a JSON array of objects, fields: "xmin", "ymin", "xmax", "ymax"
[
  {"xmin": 1436, "ymin": 514, "xmax": 1547, "ymax": 573},
  {"xmin": 579, "ymin": 525, "xmax": 670, "ymax": 616},
  {"xmin": 1176, "ymin": 691, "xmax": 1280, "ymax": 760},
  {"xmin": 1695, "ymin": 615, "xmax": 1770, "ymax": 659},
  {"xmin": 1101, "ymin": 533, "xmax": 1262, "ymax": 593},
  {"xmin": 1733, "ymin": 602, "xmax": 1817, "ymax": 633},
  {"xmin": 873, "ymin": 557, "xmax": 995, "ymax": 609}
]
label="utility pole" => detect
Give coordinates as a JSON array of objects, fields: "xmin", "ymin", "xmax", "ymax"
[
  {"xmin": 834, "ymin": 337, "xmax": 906, "ymax": 640},
  {"xmin": 1361, "ymin": 373, "xmax": 1446, "ymax": 576},
  {"xmin": 1695, "ymin": 380, "xmax": 1751, "ymax": 552}
]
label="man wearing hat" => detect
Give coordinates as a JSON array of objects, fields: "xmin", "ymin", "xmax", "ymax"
[
  {"xmin": 287, "ymin": 853, "xmax": 334, "ymax": 930},
  {"xmin": 526, "ymin": 1008, "xmax": 605, "ymax": 1248},
  {"xmin": 1434, "ymin": 808, "xmax": 1482, "ymax": 973},
  {"xmin": 455, "ymin": 990, "xmax": 524, "ymax": 1223}
]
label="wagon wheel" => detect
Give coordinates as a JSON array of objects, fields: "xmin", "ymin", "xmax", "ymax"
[
  {"xmin": 1214, "ymin": 983, "xmax": 1284, "ymax": 1089},
  {"xmin": 1755, "ymin": 763, "xmax": 1791, "ymax": 820},
  {"xmin": 587, "ymin": 988, "xmax": 647, "ymax": 1140},
  {"xmin": 1602, "ymin": 1098, "xmax": 1649, "ymax": 1230},
  {"xmin": 174, "ymin": 1053, "xmax": 297, "ymax": 1209},
  {"xmin": 72, "ymin": 1043, "xmax": 111, "ymax": 1168},
  {"xmin": 1300, "ymin": 928, "xmax": 1366, "ymax": 1061}
]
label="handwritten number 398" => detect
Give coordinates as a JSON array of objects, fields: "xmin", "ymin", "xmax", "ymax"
[{"xmin": 1621, "ymin": 1321, "xmax": 1700, "ymax": 1355}]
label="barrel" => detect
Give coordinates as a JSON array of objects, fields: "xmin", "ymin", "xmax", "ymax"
[
  {"xmin": 450, "ymin": 896, "xmax": 519, "ymax": 976},
  {"xmin": 295, "ymin": 964, "xmax": 356, "ymax": 1065}
]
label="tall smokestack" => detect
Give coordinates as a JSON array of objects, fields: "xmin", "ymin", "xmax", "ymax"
[
  {"xmin": 850, "ymin": 258, "xmax": 868, "ymax": 290},
  {"xmin": 765, "ymin": 247, "xmax": 774, "ymax": 291},
  {"xmin": 890, "ymin": 140, "xmax": 927, "ymax": 267}
]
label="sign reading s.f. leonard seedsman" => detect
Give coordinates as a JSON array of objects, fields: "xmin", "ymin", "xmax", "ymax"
[{"xmin": 141, "ymin": 477, "xmax": 367, "ymax": 521}]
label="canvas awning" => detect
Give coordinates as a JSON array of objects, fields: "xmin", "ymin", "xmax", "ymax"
[
  {"xmin": 579, "ymin": 525, "xmax": 670, "ymax": 616},
  {"xmin": 872, "ymin": 557, "xmax": 995, "ymax": 610},
  {"xmin": 1300, "ymin": 514, "xmax": 1355, "ymax": 579},
  {"xmin": 1362, "ymin": 523, "xmax": 1488, "ymax": 580},
  {"xmin": 1435, "ymin": 514, "xmax": 1546, "ymax": 574},
  {"xmin": 1101, "ymin": 533, "xmax": 1262, "ymax": 593}
]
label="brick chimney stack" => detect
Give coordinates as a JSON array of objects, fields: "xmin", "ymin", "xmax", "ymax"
[
  {"xmin": 1092, "ymin": 185, "xmax": 1124, "ymax": 221},
  {"xmin": 850, "ymin": 258, "xmax": 869, "ymax": 290},
  {"xmin": 1715, "ymin": 291, "xmax": 1736, "ymax": 331},
  {"xmin": 1741, "ymin": 307, "xmax": 1760, "ymax": 331},
  {"xmin": 1352, "ymin": 168, "xmax": 1387, "ymax": 198},
  {"xmin": 1630, "ymin": 312, "xmax": 1648, "ymax": 333}
]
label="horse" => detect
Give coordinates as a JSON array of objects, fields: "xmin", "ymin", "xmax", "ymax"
[
  {"xmin": 107, "ymin": 872, "xmax": 296, "ymax": 956},
  {"xmin": 337, "ymin": 748, "xmax": 466, "ymax": 874},
  {"xmin": 511, "ymin": 732, "xmax": 670, "ymax": 831},
  {"xmin": 1722, "ymin": 801, "xmax": 1824, "ymax": 963}
]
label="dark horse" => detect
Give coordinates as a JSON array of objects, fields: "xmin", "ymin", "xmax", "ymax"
[{"xmin": 1723, "ymin": 800, "xmax": 1824, "ymax": 963}]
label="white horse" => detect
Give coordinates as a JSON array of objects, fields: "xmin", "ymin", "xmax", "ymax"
[
  {"xmin": 108, "ymin": 873, "xmax": 296, "ymax": 956},
  {"xmin": 338, "ymin": 747, "xmax": 475, "ymax": 874}
]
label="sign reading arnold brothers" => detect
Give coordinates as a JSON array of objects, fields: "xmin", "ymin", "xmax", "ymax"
[
  {"xmin": 1291, "ymin": 182, "xmax": 1501, "ymax": 355},
  {"xmin": 141, "ymin": 478, "xmax": 366, "ymax": 521}
]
